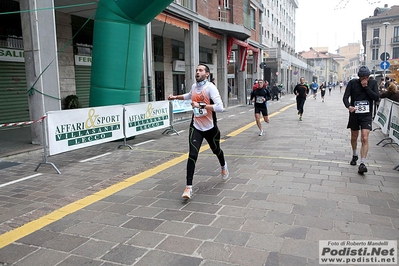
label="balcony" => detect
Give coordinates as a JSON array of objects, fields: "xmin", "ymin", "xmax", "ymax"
[
  {"xmin": 370, "ymin": 38, "xmax": 380, "ymax": 47},
  {"xmin": 174, "ymin": 0, "xmax": 192, "ymax": 10},
  {"xmin": 0, "ymin": 35, "xmax": 23, "ymax": 49},
  {"xmin": 392, "ymin": 36, "xmax": 399, "ymax": 46}
]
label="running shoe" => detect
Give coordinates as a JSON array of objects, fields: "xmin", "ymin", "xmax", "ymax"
[
  {"xmin": 221, "ymin": 162, "xmax": 229, "ymax": 180},
  {"xmin": 350, "ymin": 156, "xmax": 358, "ymax": 166},
  {"xmin": 299, "ymin": 116, "xmax": 302, "ymax": 121},
  {"xmin": 182, "ymin": 187, "xmax": 193, "ymax": 199},
  {"xmin": 259, "ymin": 130, "xmax": 264, "ymax": 136},
  {"xmin": 358, "ymin": 163, "xmax": 368, "ymax": 174}
]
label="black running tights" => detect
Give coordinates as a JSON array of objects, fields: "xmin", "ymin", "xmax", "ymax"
[{"xmin": 186, "ymin": 125, "xmax": 225, "ymax": 186}]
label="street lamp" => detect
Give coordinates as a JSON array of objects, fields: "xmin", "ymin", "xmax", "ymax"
[{"xmin": 383, "ymin": 22, "xmax": 390, "ymax": 79}]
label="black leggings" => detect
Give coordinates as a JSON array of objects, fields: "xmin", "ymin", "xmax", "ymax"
[
  {"xmin": 186, "ymin": 125, "xmax": 225, "ymax": 186},
  {"xmin": 297, "ymin": 97, "xmax": 306, "ymax": 114}
]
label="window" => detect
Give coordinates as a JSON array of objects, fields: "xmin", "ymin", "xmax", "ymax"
[
  {"xmin": 393, "ymin": 47, "xmax": 399, "ymax": 59},
  {"xmin": 250, "ymin": 6, "xmax": 256, "ymax": 29},
  {"xmin": 373, "ymin": 28, "xmax": 380, "ymax": 38},
  {"xmin": 221, "ymin": 0, "xmax": 229, "ymax": 8},
  {"xmin": 372, "ymin": 48, "xmax": 379, "ymax": 61},
  {"xmin": 153, "ymin": 36, "xmax": 163, "ymax": 62},
  {"xmin": 72, "ymin": 15, "xmax": 94, "ymax": 55},
  {"xmin": 172, "ymin": 39, "xmax": 185, "ymax": 60},
  {"xmin": 199, "ymin": 47, "xmax": 213, "ymax": 64},
  {"xmin": 393, "ymin": 26, "xmax": 399, "ymax": 43}
]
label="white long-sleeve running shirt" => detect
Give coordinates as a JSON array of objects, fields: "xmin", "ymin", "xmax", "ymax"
[{"xmin": 183, "ymin": 80, "xmax": 224, "ymax": 131}]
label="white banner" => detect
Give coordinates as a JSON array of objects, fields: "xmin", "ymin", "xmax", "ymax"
[
  {"xmin": 373, "ymin": 99, "xmax": 392, "ymax": 134},
  {"xmin": 389, "ymin": 102, "xmax": 399, "ymax": 145},
  {"xmin": 172, "ymin": 100, "xmax": 193, "ymax": 114},
  {"xmin": 124, "ymin": 101, "xmax": 170, "ymax": 137},
  {"xmin": 47, "ymin": 106, "xmax": 124, "ymax": 155}
]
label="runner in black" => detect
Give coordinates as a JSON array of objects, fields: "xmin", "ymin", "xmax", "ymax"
[
  {"xmin": 343, "ymin": 66, "xmax": 380, "ymax": 174},
  {"xmin": 251, "ymin": 79, "xmax": 271, "ymax": 136},
  {"xmin": 293, "ymin": 77, "xmax": 309, "ymax": 121}
]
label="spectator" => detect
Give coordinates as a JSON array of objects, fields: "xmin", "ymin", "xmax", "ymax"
[
  {"xmin": 271, "ymin": 82, "xmax": 279, "ymax": 101},
  {"xmin": 380, "ymin": 82, "xmax": 399, "ymax": 102},
  {"xmin": 384, "ymin": 76, "xmax": 391, "ymax": 89}
]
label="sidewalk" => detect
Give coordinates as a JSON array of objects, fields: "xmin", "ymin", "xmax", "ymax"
[{"xmin": 0, "ymin": 89, "xmax": 398, "ymax": 266}]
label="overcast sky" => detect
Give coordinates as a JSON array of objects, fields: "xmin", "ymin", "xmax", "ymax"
[{"xmin": 295, "ymin": 0, "xmax": 397, "ymax": 53}]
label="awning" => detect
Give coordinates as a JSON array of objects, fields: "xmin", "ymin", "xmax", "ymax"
[
  {"xmin": 155, "ymin": 13, "xmax": 190, "ymax": 30},
  {"xmin": 199, "ymin": 27, "xmax": 222, "ymax": 40},
  {"xmin": 227, "ymin": 37, "xmax": 259, "ymax": 72}
]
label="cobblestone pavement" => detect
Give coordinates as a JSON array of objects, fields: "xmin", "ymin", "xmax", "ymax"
[{"xmin": 0, "ymin": 89, "xmax": 398, "ymax": 266}]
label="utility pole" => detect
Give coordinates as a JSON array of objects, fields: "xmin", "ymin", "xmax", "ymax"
[
  {"xmin": 373, "ymin": 36, "xmax": 379, "ymax": 78},
  {"xmin": 383, "ymin": 22, "xmax": 390, "ymax": 79}
]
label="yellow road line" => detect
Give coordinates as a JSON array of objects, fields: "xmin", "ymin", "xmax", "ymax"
[
  {"xmin": 0, "ymin": 105, "xmax": 292, "ymax": 248},
  {"xmin": 0, "ymin": 151, "xmax": 194, "ymax": 249}
]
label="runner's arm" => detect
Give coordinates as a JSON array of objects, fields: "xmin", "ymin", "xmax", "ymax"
[
  {"xmin": 342, "ymin": 82, "xmax": 352, "ymax": 108},
  {"xmin": 208, "ymin": 85, "xmax": 224, "ymax": 112}
]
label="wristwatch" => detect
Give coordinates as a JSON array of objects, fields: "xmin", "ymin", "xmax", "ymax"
[{"xmin": 199, "ymin": 102, "xmax": 206, "ymax": 109}]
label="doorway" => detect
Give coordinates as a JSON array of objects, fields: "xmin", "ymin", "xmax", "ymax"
[
  {"xmin": 173, "ymin": 74, "xmax": 186, "ymax": 95},
  {"xmin": 155, "ymin": 71, "xmax": 164, "ymax": 101}
]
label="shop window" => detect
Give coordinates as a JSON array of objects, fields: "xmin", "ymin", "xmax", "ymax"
[
  {"xmin": 199, "ymin": 46, "xmax": 213, "ymax": 64},
  {"xmin": 172, "ymin": 39, "xmax": 185, "ymax": 60},
  {"xmin": 153, "ymin": 35, "xmax": 163, "ymax": 62}
]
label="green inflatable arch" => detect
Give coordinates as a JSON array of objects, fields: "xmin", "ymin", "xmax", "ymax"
[{"xmin": 89, "ymin": 0, "xmax": 173, "ymax": 107}]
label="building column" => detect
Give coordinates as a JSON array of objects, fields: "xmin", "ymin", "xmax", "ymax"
[
  {"xmin": 184, "ymin": 21, "xmax": 199, "ymax": 90},
  {"xmin": 20, "ymin": 0, "xmax": 61, "ymax": 145},
  {"xmin": 236, "ymin": 47, "xmax": 246, "ymax": 105},
  {"xmin": 217, "ymin": 34, "xmax": 228, "ymax": 107},
  {"xmin": 143, "ymin": 23, "xmax": 152, "ymax": 102}
]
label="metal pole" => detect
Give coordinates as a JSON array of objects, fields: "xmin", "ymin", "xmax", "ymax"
[
  {"xmin": 383, "ymin": 22, "xmax": 390, "ymax": 79},
  {"xmin": 373, "ymin": 37, "xmax": 378, "ymax": 78}
]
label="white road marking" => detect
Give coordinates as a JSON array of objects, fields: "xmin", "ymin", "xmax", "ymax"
[
  {"xmin": 133, "ymin": 140, "xmax": 155, "ymax": 146},
  {"xmin": 0, "ymin": 173, "xmax": 42, "ymax": 188},
  {"xmin": 80, "ymin": 152, "xmax": 112, "ymax": 162}
]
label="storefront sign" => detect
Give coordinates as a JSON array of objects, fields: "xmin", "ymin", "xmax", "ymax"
[
  {"xmin": 75, "ymin": 55, "xmax": 92, "ymax": 66},
  {"xmin": 172, "ymin": 60, "xmax": 215, "ymax": 73},
  {"xmin": 0, "ymin": 48, "xmax": 24, "ymax": 62},
  {"xmin": 172, "ymin": 60, "xmax": 185, "ymax": 72}
]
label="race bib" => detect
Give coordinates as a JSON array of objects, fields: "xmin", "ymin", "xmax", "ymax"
[
  {"xmin": 256, "ymin": 96, "xmax": 264, "ymax": 103},
  {"xmin": 355, "ymin": 100, "xmax": 370, "ymax": 113},
  {"xmin": 193, "ymin": 107, "xmax": 208, "ymax": 117}
]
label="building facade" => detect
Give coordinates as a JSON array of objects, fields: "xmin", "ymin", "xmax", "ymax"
[
  {"xmin": 260, "ymin": 0, "xmax": 312, "ymax": 93},
  {"xmin": 335, "ymin": 43, "xmax": 362, "ymax": 82},
  {"xmin": 361, "ymin": 4, "xmax": 399, "ymax": 81},
  {"xmin": 0, "ymin": 0, "xmax": 271, "ymax": 144},
  {"xmin": 299, "ymin": 48, "xmax": 340, "ymax": 85}
]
